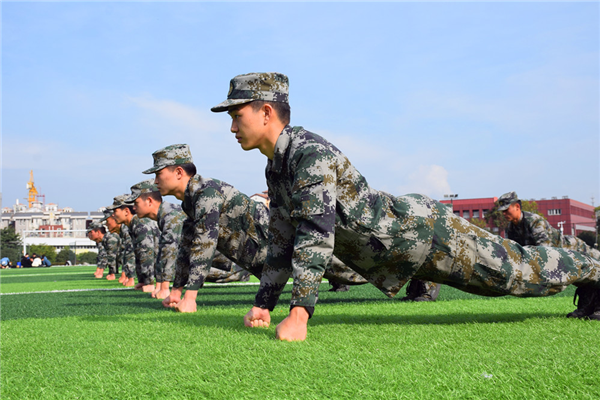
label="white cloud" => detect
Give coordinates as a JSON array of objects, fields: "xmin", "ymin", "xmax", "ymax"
[{"xmin": 396, "ymin": 164, "xmax": 452, "ymax": 199}]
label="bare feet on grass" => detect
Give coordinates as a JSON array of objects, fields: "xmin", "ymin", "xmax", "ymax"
[
  {"xmin": 173, "ymin": 290, "xmax": 198, "ymax": 313},
  {"xmin": 155, "ymin": 282, "xmax": 171, "ymax": 300},
  {"xmin": 106, "ymin": 274, "xmax": 116, "ymax": 281},
  {"xmin": 118, "ymin": 272, "xmax": 126, "ymax": 283},
  {"xmin": 142, "ymin": 284, "xmax": 154, "ymax": 293},
  {"xmin": 162, "ymin": 287, "xmax": 182, "ymax": 308},
  {"xmin": 124, "ymin": 277, "xmax": 135, "ymax": 287},
  {"xmin": 275, "ymin": 307, "xmax": 309, "ymax": 342}
]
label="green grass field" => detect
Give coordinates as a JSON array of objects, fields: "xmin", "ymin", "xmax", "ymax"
[{"xmin": 1, "ymin": 266, "xmax": 598, "ymax": 399}]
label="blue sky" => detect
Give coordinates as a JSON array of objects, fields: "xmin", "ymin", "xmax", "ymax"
[{"xmin": 2, "ymin": 1, "xmax": 598, "ymax": 212}]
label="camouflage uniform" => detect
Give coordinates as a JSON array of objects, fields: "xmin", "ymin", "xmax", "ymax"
[
  {"xmin": 95, "ymin": 241, "xmax": 107, "ymax": 270},
  {"xmin": 144, "ymin": 144, "xmax": 365, "ymax": 292},
  {"xmin": 101, "ymin": 232, "xmax": 121, "ymax": 275},
  {"xmin": 154, "ymin": 201, "xmax": 186, "ymax": 283},
  {"xmin": 172, "ymin": 175, "xmax": 269, "ymax": 290},
  {"xmin": 249, "ymin": 125, "xmax": 600, "ymax": 313},
  {"xmin": 119, "ymin": 223, "xmax": 136, "ymax": 279},
  {"xmin": 506, "ymin": 211, "xmax": 600, "ymax": 260},
  {"xmin": 127, "ymin": 215, "xmax": 159, "ymax": 285}
]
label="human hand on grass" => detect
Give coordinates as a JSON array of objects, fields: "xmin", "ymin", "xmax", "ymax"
[
  {"xmin": 162, "ymin": 287, "xmax": 182, "ymax": 308},
  {"xmin": 243, "ymin": 307, "xmax": 271, "ymax": 328},
  {"xmin": 275, "ymin": 307, "xmax": 308, "ymax": 341}
]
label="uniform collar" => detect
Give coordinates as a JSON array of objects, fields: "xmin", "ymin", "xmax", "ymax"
[{"xmin": 269, "ymin": 125, "xmax": 293, "ymax": 174}]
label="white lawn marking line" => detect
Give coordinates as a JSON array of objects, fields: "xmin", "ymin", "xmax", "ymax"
[{"xmin": 0, "ymin": 281, "xmax": 295, "ymax": 296}]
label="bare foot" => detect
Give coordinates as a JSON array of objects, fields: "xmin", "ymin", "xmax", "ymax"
[
  {"xmin": 106, "ymin": 274, "xmax": 116, "ymax": 281},
  {"xmin": 124, "ymin": 278, "xmax": 135, "ymax": 287},
  {"xmin": 118, "ymin": 273, "xmax": 126, "ymax": 283},
  {"xmin": 155, "ymin": 289, "xmax": 171, "ymax": 299},
  {"xmin": 134, "ymin": 283, "xmax": 145, "ymax": 290},
  {"xmin": 142, "ymin": 284, "xmax": 154, "ymax": 293}
]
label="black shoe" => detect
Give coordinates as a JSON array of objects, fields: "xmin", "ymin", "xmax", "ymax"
[
  {"xmin": 566, "ymin": 287, "xmax": 598, "ymax": 319},
  {"xmin": 329, "ymin": 283, "xmax": 350, "ymax": 292}
]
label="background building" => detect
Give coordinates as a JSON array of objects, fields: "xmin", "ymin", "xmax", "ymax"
[{"xmin": 440, "ymin": 196, "xmax": 596, "ymax": 237}]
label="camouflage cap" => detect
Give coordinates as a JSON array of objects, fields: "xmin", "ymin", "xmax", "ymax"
[
  {"xmin": 211, "ymin": 72, "xmax": 289, "ymax": 113},
  {"xmin": 86, "ymin": 220, "xmax": 103, "ymax": 234},
  {"xmin": 106, "ymin": 194, "xmax": 131, "ymax": 211},
  {"xmin": 143, "ymin": 144, "xmax": 193, "ymax": 174},
  {"xmin": 497, "ymin": 191, "xmax": 520, "ymax": 211},
  {"xmin": 126, "ymin": 179, "xmax": 160, "ymax": 203},
  {"xmin": 99, "ymin": 208, "xmax": 114, "ymax": 223}
]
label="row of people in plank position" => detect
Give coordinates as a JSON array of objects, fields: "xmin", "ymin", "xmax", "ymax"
[{"xmin": 86, "ymin": 72, "xmax": 600, "ymax": 341}]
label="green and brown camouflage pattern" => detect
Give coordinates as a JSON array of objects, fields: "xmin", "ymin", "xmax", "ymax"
[
  {"xmin": 507, "ymin": 211, "xmax": 600, "ymax": 260},
  {"xmin": 211, "ymin": 72, "xmax": 289, "ymax": 113},
  {"xmin": 254, "ymin": 125, "xmax": 600, "ymax": 311},
  {"xmin": 127, "ymin": 215, "xmax": 159, "ymax": 285},
  {"xmin": 119, "ymin": 223, "xmax": 136, "ymax": 279},
  {"xmin": 143, "ymin": 144, "xmax": 193, "ymax": 174},
  {"xmin": 155, "ymin": 201, "xmax": 187, "ymax": 283},
  {"xmin": 126, "ymin": 179, "xmax": 159, "ymax": 203},
  {"xmin": 102, "ymin": 232, "xmax": 121, "ymax": 275}
]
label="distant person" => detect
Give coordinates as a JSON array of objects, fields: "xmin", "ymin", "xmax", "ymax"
[
  {"xmin": 21, "ymin": 253, "xmax": 32, "ymax": 268},
  {"xmin": 65, "ymin": 259, "xmax": 72, "ymax": 266},
  {"xmin": 100, "ymin": 209, "xmax": 122, "ymax": 281},
  {"xmin": 0, "ymin": 257, "xmax": 9, "ymax": 269},
  {"xmin": 31, "ymin": 254, "xmax": 42, "ymax": 267},
  {"xmin": 41, "ymin": 254, "xmax": 52, "ymax": 268},
  {"xmin": 110, "ymin": 194, "xmax": 159, "ymax": 292},
  {"xmin": 498, "ymin": 191, "xmax": 600, "ymax": 319}
]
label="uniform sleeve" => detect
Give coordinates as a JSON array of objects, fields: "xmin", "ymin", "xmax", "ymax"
[
  {"xmin": 156, "ymin": 215, "xmax": 183, "ymax": 283},
  {"xmin": 254, "ymin": 198, "xmax": 295, "ymax": 310},
  {"xmin": 173, "ymin": 218, "xmax": 193, "ymax": 288},
  {"xmin": 181, "ymin": 188, "xmax": 223, "ymax": 290},
  {"xmin": 97, "ymin": 242, "xmax": 107, "ymax": 269},
  {"xmin": 530, "ymin": 217, "xmax": 554, "ymax": 247},
  {"xmin": 105, "ymin": 235, "xmax": 120, "ymax": 272},
  {"xmin": 259, "ymin": 150, "xmax": 337, "ymax": 310},
  {"xmin": 132, "ymin": 220, "xmax": 157, "ymax": 285}
]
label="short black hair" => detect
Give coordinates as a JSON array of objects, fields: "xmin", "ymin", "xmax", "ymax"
[
  {"xmin": 167, "ymin": 163, "xmax": 197, "ymax": 177},
  {"xmin": 250, "ymin": 100, "xmax": 291, "ymax": 125},
  {"xmin": 118, "ymin": 205, "xmax": 136, "ymax": 215},
  {"xmin": 140, "ymin": 191, "xmax": 163, "ymax": 203}
]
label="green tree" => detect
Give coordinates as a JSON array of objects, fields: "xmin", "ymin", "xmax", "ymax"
[
  {"xmin": 577, "ymin": 231, "xmax": 597, "ymax": 248},
  {"xmin": 28, "ymin": 244, "xmax": 57, "ymax": 263},
  {"xmin": 0, "ymin": 227, "xmax": 23, "ymax": 263},
  {"xmin": 469, "ymin": 218, "xmax": 489, "ymax": 230},
  {"xmin": 77, "ymin": 252, "xmax": 97, "ymax": 265},
  {"xmin": 56, "ymin": 246, "xmax": 76, "ymax": 265}
]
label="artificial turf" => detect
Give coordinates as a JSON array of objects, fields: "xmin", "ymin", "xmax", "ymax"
[{"xmin": 1, "ymin": 266, "xmax": 598, "ymax": 399}]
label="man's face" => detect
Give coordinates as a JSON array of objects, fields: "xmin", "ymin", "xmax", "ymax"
[
  {"xmin": 133, "ymin": 196, "xmax": 152, "ymax": 219},
  {"xmin": 87, "ymin": 230, "xmax": 101, "ymax": 242},
  {"xmin": 154, "ymin": 167, "xmax": 179, "ymax": 196},
  {"xmin": 112, "ymin": 207, "xmax": 129, "ymax": 224},
  {"xmin": 228, "ymin": 103, "xmax": 267, "ymax": 151},
  {"xmin": 106, "ymin": 216, "xmax": 120, "ymax": 233},
  {"xmin": 502, "ymin": 203, "xmax": 521, "ymax": 224}
]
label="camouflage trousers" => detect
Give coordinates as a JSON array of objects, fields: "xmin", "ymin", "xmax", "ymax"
[
  {"xmin": 412, "ymin": 211, "xmax": 600, "ymax": 297},
  {"xmin": 323, "ymin": 255, "xmax": 368, "ymax": 285},
  {"xmin": 404, "ymin": 279, "xmax": 441, "ymax": 300},
  {"xmin": 563, "ymin": 236, "xmax": 600, "ymax": 261}
]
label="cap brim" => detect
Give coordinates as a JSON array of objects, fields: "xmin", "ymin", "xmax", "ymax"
[
  {"xmin": 211, "ymin": 98, "xmax": 254, "ymax": 113},
  {"xmin": 124, "ymin": 194, "xmax": 138, "ymax": 204},
  {"xmin": 142, "ymin": 166, "xmax": 161, "ymax": 174},
  {"xmin": 498, "ymin": 204, "xmax": 511, "ymax": 211}
]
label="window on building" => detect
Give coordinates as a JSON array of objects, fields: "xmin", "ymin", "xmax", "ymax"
[
  {"xmin": 483, "ymin": 209, "xmax": 489, "ymax": 218},
  {"xmin": 548, "ymin": 209, "xmax": 562, "ymax": 216},
  {"xmin": 453, "ymin": 211, "xmax": 460, "ymax": 216},
  {"xmin": 472, "ymin": 210, "xmax": 480, "ymax": 219},
  {"xmin": 463, "ymin": 210, "xmax": 470, "ymax": 219}
]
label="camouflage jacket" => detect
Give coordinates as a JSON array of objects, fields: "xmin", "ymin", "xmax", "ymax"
[
  {"xmin": 101, "ymin": 232, "xmax": 121, "ymax": 271},
  {"xmin": 173, "ymin": 174, "xmax": 269, "ymax": 290},
  {"xmin": 96, "ymin": 241, "xmax": 107, "ymax": 269},
  {"xmin": 127, "ymin": 215, "xmax": 159, "ymax": 284},
  {"xmin": 255, "ymin": 126, "xmax": 434, "ymax": 310},
  {"xmin": 505, "ymin": 211, "xmax": 561, "ymax": 247},
  {"xmin": 155, "ymin": 201, "xmax": 186, "ymax": 282},
  {"xmin": 119, "ymin": 223, "xmax": 136, "ymax": 276},
  {"xmin": 506, "ymin": 211, "xmax": 600, "ymax": 260}
]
